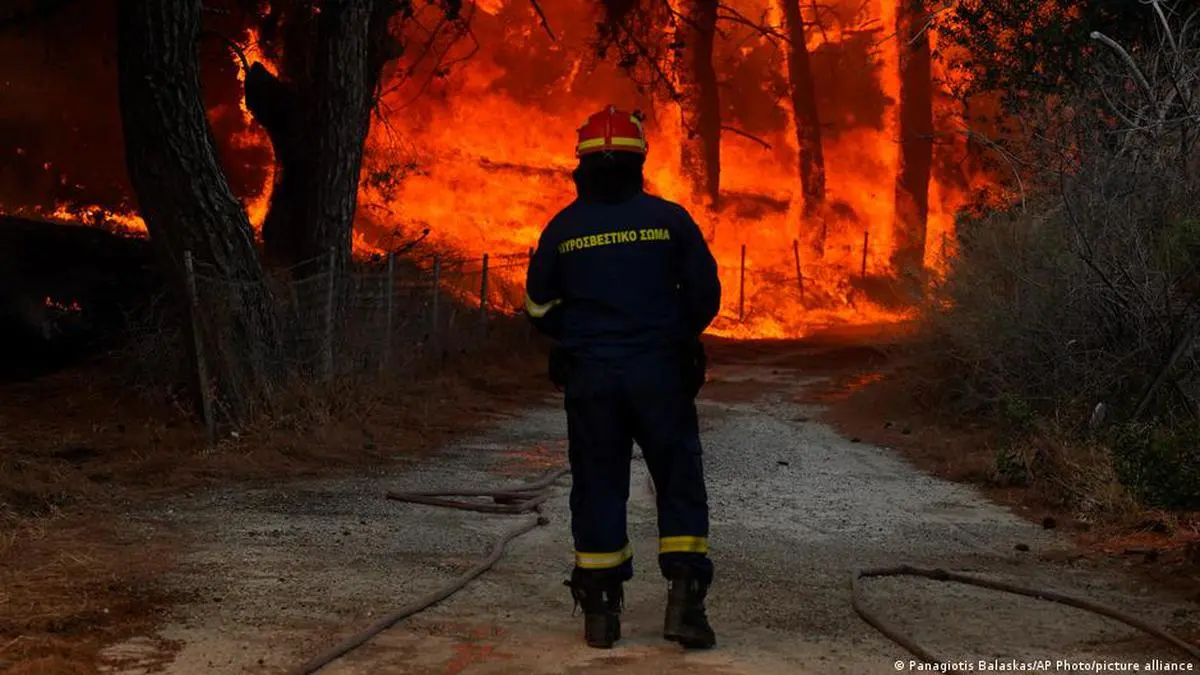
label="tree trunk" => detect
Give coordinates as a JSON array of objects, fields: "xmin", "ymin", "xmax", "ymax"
[
  {"xmin": 247, "ymin": 0, "xmax": 394, "ymax": 279},
  {"xmin": 116, "ymin": 0, "xmax": 281, "ymax": 421},
  {"xmin": 781, "ymin": 0, "xmax": 826, "ymax": 252},
  {"xmin": 892, "ymin": 0, "xmax": 934, "ymax": 276},
  {"xmin": 674, "ymin": 0, "xmax": 721, "ymax": 212}
]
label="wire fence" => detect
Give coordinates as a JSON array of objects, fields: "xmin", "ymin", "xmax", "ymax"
[
  {"xmin": 709, "ymin": 232, "xmax": 955, "ymax": 326},
  {"xmin": 183, "ymin": 247, "xmax": 537, "ymax": 440},
  {"xmin": 180, "ymin": 231, "xmax": 954, "ymax": 438}
]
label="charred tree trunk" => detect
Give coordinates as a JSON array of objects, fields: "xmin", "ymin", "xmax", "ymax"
[
  {"xmin": 247, "ymin": 0, "xmax": 397, "ymax": 279},
  {"xmin": 674, "ymin": 0, "xmax": 721, "ymax": 212},
  {"xmin": 892, "ymin": 0, "xmax": 934, "ymax": 276},
  {"xmin": 781, "ymin": 0, "xmax": 826, "ymax": 252},
  {"xmin": 116, "ymin": 0, "xmax": 281, "ymax": 421}
]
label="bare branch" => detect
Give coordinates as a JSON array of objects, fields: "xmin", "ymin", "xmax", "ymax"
[
  {"xmin": 1090, "ymin": 31, "xmax": 1160, "ymax": 119},
  {"xmin": 615, "ymin": 18, "xmax": 680, "ymax": 100},
  {"xmin": 957, "ymin": 124, "xmax": 1027, "ymax": 211},
  {"xmin": 529, "ymin": 0, "xmax": 555, "ymax": 41},
  {"xmin": 389, "ymin": 227, "xmax": 431, "ymax": 255},
  {"xmin": 716, "ymin": 3, "xmax": 788, "ymax": 45},
  {"xmin": 1149, "ymin": 0, "xmax": 1179, "ymax": 57},
  {"xmin": 204, "ymin": 30, "xmax": 251, "ymax": 74},
  {"xmin": 720, "ymin": 125, "xmax": 772, "ymax": 150},
  {"xmin": 392, "ymin": 24, "xmax": 480, "ymax": 112}
]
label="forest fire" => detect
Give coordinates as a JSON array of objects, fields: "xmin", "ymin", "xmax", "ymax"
[
  {"xmin": 347, "ymin": 0, "xmax": 987, "ymax": 337},
  {"xmin": 2, "ymin": 0, "xmax": 997, "ymax": 339}
]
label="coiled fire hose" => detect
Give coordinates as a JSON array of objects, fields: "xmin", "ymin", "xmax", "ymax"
[
  {"xmin": 288, "ymin": 466, "xmax": 570, "ymax": 675},
  {"xmin": 288, "ymin": 463, "xmax": 1200, "ymax": 674},
  {"xmin": 852, "ymin": 565, "xmax": 1200, "ymax": 672}
]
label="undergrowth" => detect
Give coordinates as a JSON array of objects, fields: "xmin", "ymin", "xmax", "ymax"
[{"xmin": 898, "ymin": 3, "xmax": 1200, "ymax": 521}]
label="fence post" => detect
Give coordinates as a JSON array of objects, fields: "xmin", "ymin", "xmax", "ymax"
[
  {"xmin": 382, "ymin": 252, "xmax": 394, "ymax": 371},
  {"xmin": 739, "ymin": 243, "xmax": 746, "ymax": 323},
  {"xmin": 479, "ymin": 253, "xmax": 489, "ymax": 328},
  {"xmin": 860, "ymin": 230, "xmax": 870, "ymax": 280},
  {"xmin": 526, "ymin": 247, "xmax": 535, "ymax": 340},
  {"xmin": 430, "ymin": 255, "xmax": 441, "ymax": 354},
  {"xmin": 793, "ymin": 239, "xmax": 804, "ymax": 301},
  {"xmin": 183, "ymin": 251, "xmax": 215, "ymax": 446},
  {"xmin": 323, "ymin": 246, "xmax": 335, "ymax": 381}
]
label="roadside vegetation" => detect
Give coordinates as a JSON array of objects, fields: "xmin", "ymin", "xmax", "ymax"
[{"xmin": 854, "ymin": 1, "xmax": 1200, "ymax": 536}]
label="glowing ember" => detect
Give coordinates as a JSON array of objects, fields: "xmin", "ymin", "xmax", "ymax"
[{"xmin": 44, "ymin": 296, "xmax": 82, "ymax": 313}]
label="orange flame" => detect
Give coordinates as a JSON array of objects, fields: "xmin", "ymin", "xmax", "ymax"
[
  {"xmin": 5, "ymin": 1, "xmax": 990, "ymax": 335},
  {"xmin": 347, "ymin": 0, "xmax": 980, "ymax": 337}
]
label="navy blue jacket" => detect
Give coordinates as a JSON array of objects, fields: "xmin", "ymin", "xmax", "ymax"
[{"xmin": 523, "ymin": 192, "xmax": 721, "ymax": 359}]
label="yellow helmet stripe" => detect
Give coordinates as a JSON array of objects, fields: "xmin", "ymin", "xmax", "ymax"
[{"xmin": 577, "ymin": 136, "xmax": 647, "ymax": 153}]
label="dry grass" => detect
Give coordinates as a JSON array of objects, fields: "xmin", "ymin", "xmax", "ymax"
[
  {"xmin": 0, "ymin": 516, "xmax": 180, "ymax": 673},
  {"xmin": 0, "ymin": 331, "xmax": 553, "ymax": 670}
]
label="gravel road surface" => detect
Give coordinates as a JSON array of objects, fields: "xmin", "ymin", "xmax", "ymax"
[{"xmin": 99, "ymin": 342, "xmax": 1195, "ymax": 674}]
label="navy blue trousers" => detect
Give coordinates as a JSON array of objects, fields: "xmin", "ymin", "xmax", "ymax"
[{"xmin": 564, "ymin": 349, "xmax": 712, "ymax": 585}]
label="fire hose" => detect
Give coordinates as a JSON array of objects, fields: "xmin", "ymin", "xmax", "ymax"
[
  {"xmin": 288, "ymin": 466, "xmax": 570, "ymax": 675},
  {"xmin": 852, "ymin": 565, "xmax": 1200, "ymax": 671},
  {"xmin": 287, "ymin": 462, "xmax": 1200, "ymax": 674}
]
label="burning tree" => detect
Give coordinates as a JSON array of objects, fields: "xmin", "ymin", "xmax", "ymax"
[
  {"xmin": 116, "ymin": 0, "xmax": 282, "ymax": 419},
  {"xmin": 673, "ymin": 0, "xmax": 722, "ymax": 210},
  {"xmin": 891, "ymin": 0, "xmax": 933, "ymax": 277},
  {"xmin": 8, "ymin": 0, "xmax": 998, "ymax": 359},
  {"xmin": 594, "ymin": 0, "xmax": 723, "ymax": 213},
  {"xmin": 115, "ymin": 0, "xmax": 460, "ymax": 421},
  {"xmin": 244, "ymin": 0, "xmax": 405, "ymax": 277},
  {"xmin": 780, "ymin": 1, "xmax": 825, "ymax": 226}
]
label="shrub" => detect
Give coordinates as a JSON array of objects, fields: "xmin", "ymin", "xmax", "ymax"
[{"xmin": 908, "ymin": 2, "xmax": 1200, "ymax": 513}]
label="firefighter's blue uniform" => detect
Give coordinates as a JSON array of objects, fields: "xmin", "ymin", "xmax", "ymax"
[{"xmin": 524, "ymin": 191, "xmax": 722, "ymax": 585}]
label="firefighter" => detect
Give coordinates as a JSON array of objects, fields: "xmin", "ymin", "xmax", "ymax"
[{"xmin": 523, "ymin": 105, "xmax": 722, "ymax": 650}]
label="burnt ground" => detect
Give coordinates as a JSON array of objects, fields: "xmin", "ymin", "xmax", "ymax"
[
  {"xmin": 0, "ymin": 345, "xmax": 551, "ymax": 673},
  {"xmin": 71, "ymin": 328, "xmax": 1200, "ymax": 674}
]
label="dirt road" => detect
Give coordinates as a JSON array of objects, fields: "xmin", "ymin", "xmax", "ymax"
[{"xmin": 100, "ymin": 341, "xmax": 1195, "ymax": 674}]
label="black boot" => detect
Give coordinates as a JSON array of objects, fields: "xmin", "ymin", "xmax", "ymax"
[
  {"xmin": 565, "ymin": 571, "xmax": 623, "ymax": 648},
  {"xmin": 663, "ymin": 568, "xmax": 716, "ymax": 649}
]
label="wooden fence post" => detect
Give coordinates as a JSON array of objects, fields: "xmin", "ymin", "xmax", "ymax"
[
  {"xmin": 382, "ymin": 252, "xmax": 394, "ymax": 371},
  {"xmin": 526, "ymin": 247, "xmax": 535, "ymax": 340},
  {"xmin": 860, "ymin": 230, "xmax": 870, "ymax": 280},
  {"xmin": 430, "ymin": 255, "xmax": 441, "ymax": 353},
  {"xmin": 323, "ymin": 247, "xmax": 336, "ymax": 381},
  {"xmin": 739, "ymin": 244, "xmax": 746, "ymax": 323},
  {"xmin": 793, "ymin": 239, "xmax": 804, "ymax": 301},
  {"xmin": 183, "ymin": 251, "xmax": 215, "ymax": 446},
  {"xmin": 479, "ymin": 253, "xmax": 489, "ymax": 329}
]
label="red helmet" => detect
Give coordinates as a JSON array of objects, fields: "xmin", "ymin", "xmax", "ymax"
[{"xmin": 576, "ymin": 105, "xmax": 648, "ymax": 157}]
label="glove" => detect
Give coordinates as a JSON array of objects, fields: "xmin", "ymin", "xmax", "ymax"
[
  {"xmin": 548, "ymin": 344, "xmax": 570, "ymax": 389},
  {"xmin": 681, "ymin": 338, "xmax": 707, "ymax": 398}
]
